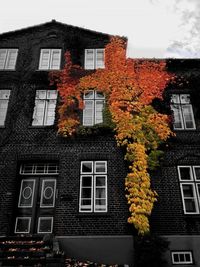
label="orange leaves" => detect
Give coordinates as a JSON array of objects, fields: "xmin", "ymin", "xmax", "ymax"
[{"xmin": 50, "ymin": 37, "xmax": 175, "ymax": 235}]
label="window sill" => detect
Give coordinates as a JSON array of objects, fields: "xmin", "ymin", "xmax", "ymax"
[{"xmin": 0, "ymin": 126, "xmax": 5, "ymax": 129}]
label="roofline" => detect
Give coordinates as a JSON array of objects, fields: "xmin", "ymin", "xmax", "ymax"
[{"xmin": 0, "ymin": 19, "xmax": 127, "ymax": 42}]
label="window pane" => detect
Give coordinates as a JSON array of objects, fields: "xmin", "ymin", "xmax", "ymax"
[
  {"xmin": 179, "ymin": 167, "xmax": 192, "ymax": 181},
  {"xmin": 96, "ymin": 188, "xmax": 106, "ymax": 198},
  {"xmin": 95, "ymin": 199, "xmax": 106, "ymax": 211},
  {"xmin": 95, "ymin": 100, "xmax": 104, "ymax": 124},
  {"xmin": 84, "ymin": 91, "xmax": 94, "ymax": 99},
  {"xmin": 81, "ymin": 162, "xmax": 93, "ymax": 173},
  {"xmin": 171, "ymin": 94, "xmax": 180, "ymax": 104},
  {"xmin": 50, "ymin": 50, "xmax": 61, "ymax": 70},
  {"xmin": 0, "ymin": 49, "xmax": 6, "ymax": 69},
  {"xmin": 182, "ymin": 184, "xmax": 194, "ymax": 197},
  {"xmin": 81, "ymin": 188, "xmax": 92, "ymax": 198},
  {"xmin": 44, "ymin": 99, "xmax": 56, "ymax": 125},
  {"xmin": 39, "ymin": 50, "xmax": 50, "ymax": 69},
  {"xmin": 82, "ymin": 176, "xmax": 92, "ymax": 186},
  {"xmin": 36, "ymin": 90, "xmax": 47, "ymax": 99},
  {"xmin": 96, "ymin": 176, "xmax": 106, "ymax": 186},
  {"xmin": 80, "ymin": 199, "xmax": 92, "ymax": 211},
  {"xmin": 85, "ymin": 49, "xmax": 94, "ymax": 69},
  {"xmin": 95, "ymin": 162, "xmax": 106, "ymax": 173},
  {"xmin": 0, "ymin": 90, "xmax": 10, "ymax": 99},
  {"xmin": 95, "ymin": 91, "xmax": 104, "ymax": 99},
  {"xmin": 96, "ymin": 49, "xmax": 104, "ymax": 68},
  {"xmin": 83, "ymin": 100, "xmax": 94, "ymax": 126},
  {"xmin": 171, "ymin": 104, "xmax": 184, "ymax": 129},
  {"xmin": 173, "ymin": 253, "xmax": 179, "ymax": 263},
  {"xmin": 6, "ymin": 49, "xmax": 18, "ymax": 69},
  {"xmin": 32, "ymin": 100, "xmax": 45, "ymax": 125},
  {"xmin": 184, "ymin": 199, "xmax": 197, "ymax": 213},
  {"xmin": 180, "ymin": 94, "xmax": 190, "ymax": 104},
  {"xmin": 182, "ymin": 105, "xmax": 195, "ymax": 129},
  {"xmin": 194, "ymin": 167, "xmax": 200, "ymax": 180},
  {"xmin": 47, "ymin": 90, "xmax": 57, "ymax": 99}
]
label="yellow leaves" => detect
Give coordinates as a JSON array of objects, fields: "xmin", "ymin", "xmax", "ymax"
[{"xmin": 50, "ymin": 37, "xmax": 175, "ymax": 236}]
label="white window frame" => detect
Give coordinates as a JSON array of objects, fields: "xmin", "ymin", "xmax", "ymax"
[
  {"xmin": 84, "ymin": 49, "xmax": 105, "ymax": 70},
  {"xmin": 171, "ymin": 251, "xmax": 193, "ymax": 265},
  {"xmin": 83, "ymin": 90, "xmax": 105, "ymax": 126},
  {"xmin": 178, "ymin": 166, "xmax": 200, "ymax": 214},
  {"xmin": 39, "ymin": 49, "xmax": 61, "ymax": 70},
  {"xmin": 0, "ymin": 89, "xmax": 11, "ymax": 126},
  {"xmin": 171, "ymin": 94, "xmax": 196, "ymax": 130},
  {"xmin": 37, "ymin": 217, "xmax": 53, "ymax": 233},
  {"xmin": 0, "ymin": 49, "xmax": 18, "ymax": 70},
  {"xmin": 32, "ymin": 90, "xmax": 57, "ymax": 126},
  {"xmin": 20, "ymin": 163, "xmax": 59, "ymax": 175},
  {"xmin": 79, "ymin": 161, "xmax": 108, "ymax": 213},
  {"xmin": 14, "ymin": 217, "xmax": 31, "ymax": 234}
]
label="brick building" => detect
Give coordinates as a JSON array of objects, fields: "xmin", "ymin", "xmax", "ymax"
[{"xmin": 0, "ymin": 20, "xmax": 200, "ymax": 266}]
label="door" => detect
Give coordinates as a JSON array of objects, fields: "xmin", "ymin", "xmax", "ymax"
[{"xmin": 14, "ymin": 177, "xmax": 56, "ymax": 234}]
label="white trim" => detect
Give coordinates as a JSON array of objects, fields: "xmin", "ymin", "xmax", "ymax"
[
  {"xmin": 94, "ymin": 161, "xmax": 107, "ymax": 174},
  {"xmin": 81, "ymin": 161, "xmax": 93, "ymax": 174},
  {"xmin": 94, "ymin": 175, "xmax": 107, "ymax": 212},
  {"xmin": 0, "ymin": 89, "xmax": 11, "ymax": 126},
  {"xmin": 40, "ymin": 179, "xmax": 56, "ymax": 208},
  {"xmin": 37, "ymin": 217, "xmax": 53, "ymax": 233},
  {"xmin": 84, "ymin": 49, "xmax": 95, "ymax": 70},
  {"xmin": 171, "ymin": 251, "xmax": 193, "ymax": 264},
  {"xmin": 95, "ymin": 49, "xmax": 105, "ymax": 69},
  {"xmin": 180, "ymin": 183, "xmax": 199, "ymax": 214},
  {"xmin": 79, "ymin": 161, "xmax": 108, "ymax": 213},
  {"xmin": 83, "ymin": 100, "xmax": 94, "ymax": 126},
  {"xmin": 177, "ymin": 166, "xmax": 193, "ymax": 181},
  {"xmin": 0, "ymin": 49, "xmax": 18, "ymax": 70},
  {"xmin": 39, "ymin": 49, "xmax": 61, "ymax": 70},
  {"xmin": 20, "ymin": 163, "xmax": 59, "ymax": 175},
  {"xmin": 171, "ymin": 94, "xmax": 196, "ymax": 130},
  {"xmin": 18, "ymin": 179, "xmax": 35, "ymax": 208},
  {"xmin": 14, "ymin": 217, "xmax": 31, "ymax": 234},
  {"xmin": 79, "ymin": 175, "xmax": 93, "ymax": 212}
]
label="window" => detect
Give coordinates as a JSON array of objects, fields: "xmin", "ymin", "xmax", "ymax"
[
  {"xmin": 39, "ymin": 49, "xmax": 61, "ymax": 70},
  {"xmin": 171, "ymin": 251, "xmax": 193, "ymax": 265},
  {"xmin": 178, "ymin": 166, "xmax": 200, "ymax": 214},
  {"xmin": 83, "ymin": 90, "xmax": 105, "ymax": 126},
  {"xmin": 0, "ymin": 90, "xmax": 10, "ymax": 126},
  {"xmin": 20, "ymin": 163, "xmax": 59, "ymax": 175},
  {"xmin": 170, "ymin": 94, "xmax": 195, "ymax": 130},
  {"xmin": 79, "ymin": 161, "xmax": 107, "ymax": 212},
  {"xmin": 84, "ymin": 49, "xmax": 105, "ymax": 69},
  {"xmin": 0, "ymin": 49, "xmax": 18, "ymax": 70},
  {"xmin": 32, "ymin": 90, "xmax": 57, "ymax": 126}
]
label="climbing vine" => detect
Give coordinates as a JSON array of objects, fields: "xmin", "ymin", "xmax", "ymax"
[{"xmin": 50, "ymin": 37, "xmax": 175, "ymax": 235}]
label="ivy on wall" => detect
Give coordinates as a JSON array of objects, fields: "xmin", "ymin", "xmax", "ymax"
[{"xmin": 50, "ymin": 37, "xmax": 175, "ymax": 235}]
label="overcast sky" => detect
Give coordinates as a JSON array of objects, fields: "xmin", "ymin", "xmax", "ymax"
[{"xmin": 1, "ymin": 0, "xmax": 200, "ymax": 58}]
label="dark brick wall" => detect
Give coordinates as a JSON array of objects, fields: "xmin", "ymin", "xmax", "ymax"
[
  {"xmin": 1, "ymin": 22, "xmax": 200, "ymax": 238},
  {"xmin": 0, "ymin": 22, "xmax": 132, "ymax": 236}
]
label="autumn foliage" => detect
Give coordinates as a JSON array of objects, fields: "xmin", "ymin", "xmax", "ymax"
[{"xmin": 50, "ymin": 37, "xmax": 174, "ymax": 235}]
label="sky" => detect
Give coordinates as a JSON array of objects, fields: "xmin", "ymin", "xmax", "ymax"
[{"xmin": 1, "ymin": 0, "xmax": 200, "ymax": 58}]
